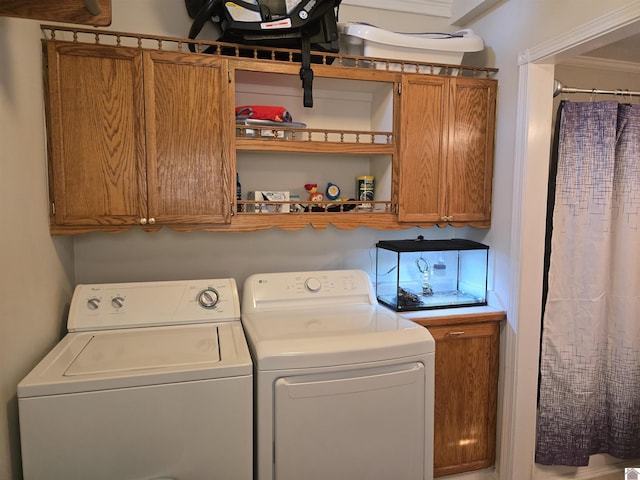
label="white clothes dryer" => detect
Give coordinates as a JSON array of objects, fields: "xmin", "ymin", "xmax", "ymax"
[
  {"xmin": 241, "ymin": 269, "xmax": 435, "ymax": 480},
  {"xmin": 18, "ymin": 279, "xmax": 252, "ymax": 480}
]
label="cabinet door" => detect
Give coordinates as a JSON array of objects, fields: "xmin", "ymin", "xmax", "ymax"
[
  {"xmin": 144, "ymin": 52, "xmax": 231, "ymax": 225},
  {"xmin": 397, "ymin": 75, "xmax": 448, "ymax": 223},
  {"xmin": 46, "ymin": 43, "xmax": 146, "ymax": 227},
  {"xmin": 427, "ymin": 321, "xmax": 499, "ymax": 477},
  {"xmin": 445, "ymin": 78, "xmax": 496, "ymax": 225}
]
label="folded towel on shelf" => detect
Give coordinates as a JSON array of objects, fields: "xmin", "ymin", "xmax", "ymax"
[{"xmin": 235, "ymin": 106, "xmax": 293, "ymax": 123}]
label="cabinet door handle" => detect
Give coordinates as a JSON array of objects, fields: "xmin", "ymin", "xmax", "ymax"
[
  {"xmin": 447, "ymin": 331, "xmax": 465, "ymax": 336},
  {"xmin": 140, "ymin": 218, "xmax": 147, "ymax": 225},
  {"xmin": 148, "ymin": 218, "xmax": 156, "ymax": 225}
]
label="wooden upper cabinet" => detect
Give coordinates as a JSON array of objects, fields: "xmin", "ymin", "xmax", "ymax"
[
  {"xmin": 143, "ymin": 52, "xmax": 232, "ymax": 226},
  {"xmin": 0, "ymin": 0, "xmax": 111, "ymax": 26},
  {"xmin": 45, "ymin": 42, "xmax": 232, "ymax": 232},
  {"xmin": 41, "ymin": 27, "xmax": 498, "ymax": 234},
  {"xmin": 45, "ymin": 43, "xmax": 146, "ymax": 228},
  {"xmin": 398, "ymin": 75, "xmax": 496, "ymax": 227}
]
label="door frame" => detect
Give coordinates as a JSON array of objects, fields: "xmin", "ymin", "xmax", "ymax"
[{"xmin": 503, "ymin": 4, "xmax": 640, "ymax": 478}]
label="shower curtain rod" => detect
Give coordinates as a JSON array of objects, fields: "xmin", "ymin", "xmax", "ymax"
[{"xmin": 553, "ymin": 80, "xmax": 640, "ymax": 98}]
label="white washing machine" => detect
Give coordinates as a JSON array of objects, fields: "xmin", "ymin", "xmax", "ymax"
[
  {"xmin": 18, "ymin": 278, "xmax": 252, "ymax": 480},
  {"xmin": 241, "ymin": 269, "xmax": 435, "ymax": 480}
]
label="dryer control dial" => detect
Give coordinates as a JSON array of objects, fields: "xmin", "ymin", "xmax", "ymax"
[
  {"xmin": 304, "ymin": 277, "xmax": 322, "ymax": 293},
  {"xmin": 197, "ymin": 287, "xmax": 220, "ymax": 309}
]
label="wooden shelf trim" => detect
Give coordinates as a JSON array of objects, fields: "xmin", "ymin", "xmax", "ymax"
[
  {"xmin": 41, "ymin": 24, "xmax": 498, "ymax": 79},
  {"xmin": 49, "ymin": 211, "xmax": 416, "ymax": 234},
  {"xmin": 236, "ymin": 139, "xmax": 394, "ymax": 154},
  {"xmin": 236, "ymin": 126, "xmax": 393, "ymax": 147},
  {"xmin": 239, "ymin": 200, "xmax": 393, "ymax": 214}
]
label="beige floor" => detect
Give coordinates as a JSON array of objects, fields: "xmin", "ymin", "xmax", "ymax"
[{"xmin": 594, "ymin": 474, "xmax": 624, "ymax": 480}]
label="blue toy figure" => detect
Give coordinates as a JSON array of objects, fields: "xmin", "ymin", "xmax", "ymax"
[{"xmin": 325, "ymin": 182, "xmax": 341, "ymax": 201}]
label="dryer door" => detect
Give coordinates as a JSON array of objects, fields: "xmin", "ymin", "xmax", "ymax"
[{"xmin": 274, "ymin": 362, "xmax": 427, "ymax": 480}]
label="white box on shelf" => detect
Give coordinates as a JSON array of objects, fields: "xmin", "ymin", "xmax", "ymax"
[{"xmin": 246, "ymin": 191, "xmax": 290, "ymax": 213}]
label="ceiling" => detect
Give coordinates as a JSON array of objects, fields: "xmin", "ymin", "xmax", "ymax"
[{"xmin": 582, "ymin": 33, "xmax": 640, "ymax": 64}]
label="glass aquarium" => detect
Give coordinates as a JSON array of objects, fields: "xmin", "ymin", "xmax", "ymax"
[{"xmin": 375, "ymin": 237, "xmax": 489, "ymax": 311}]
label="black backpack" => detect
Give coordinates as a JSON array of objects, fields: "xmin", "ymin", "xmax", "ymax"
[{"xmin": 185, "ymin": 0, "xmax": 342, "ymax": 107}]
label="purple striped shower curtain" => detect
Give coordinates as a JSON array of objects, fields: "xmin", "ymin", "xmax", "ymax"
[{"xmin": 536, "ymin": 101, "xmax": 640, "ymax": 466}]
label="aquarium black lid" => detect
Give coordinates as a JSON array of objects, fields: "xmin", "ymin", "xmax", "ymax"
[{"xmin": 375, "ymin": 237, "xmax": 489, "ymax": 252}]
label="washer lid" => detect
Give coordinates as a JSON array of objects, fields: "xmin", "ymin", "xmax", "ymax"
[
  {"xmin": 241, "ymin": 304, "xmax": 434, "ymax": 370},
  {"xmin": 65, "ymin": 325, "xmax": 220, "ymax": 376},
  {"xmin": 18, "ymin": 322, "xmax": 252, "ymax": 398}
]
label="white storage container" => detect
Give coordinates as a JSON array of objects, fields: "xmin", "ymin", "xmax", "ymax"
[
  {"xmin": 246, "ymin": 191, "xmax": 291, "ymax": 213},
  {"xmin": 341, "ymin": 23, "xmax": 484, "ymax": 73}
]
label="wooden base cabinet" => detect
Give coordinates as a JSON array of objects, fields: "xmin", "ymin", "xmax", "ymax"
[{"xmin": 413, "ymin": 313, "xmax": 503, "ymax": 477}]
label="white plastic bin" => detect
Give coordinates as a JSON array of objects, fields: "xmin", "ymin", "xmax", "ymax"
[{"xmin": 341, "ymin": 23, "xmax": 484, "ymax": 73}]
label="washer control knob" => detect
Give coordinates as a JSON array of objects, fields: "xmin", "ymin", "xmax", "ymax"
[
  {"xmin": 304, "ymin": 277, "xmax": 322, "ymax": 293},
  {"xmin": 87, "ymin": 298, "xmax": 101, "ymax": 310},
  {"xmin": 197, "ymin": 288, "xmax": 219, "ymax": 309},
  {"xmin": 111, "ymin": 296, "xmax": 125, "ymax": 309}
]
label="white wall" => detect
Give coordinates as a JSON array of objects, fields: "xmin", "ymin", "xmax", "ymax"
[
  {"xmin": 7, "ymin": 1, "xmax": 638, "ymax": 479},
  {"xmin": 72, "ymin": 0, "xmax": 487, "ymax": 294},
  {"xmin": 106, "ymin": 0, "xmax": 457, "ymax": 38},
  {"xmin": 462, "ymin": 1, "xmax": 640, "ymax": 479},
  {"xmin": 0, "ymin": 3, "xmax": 463, "ymax": 480},
  {"xmin": 0, "ymin": 19, "xmax": 75, "ymax": 480}
]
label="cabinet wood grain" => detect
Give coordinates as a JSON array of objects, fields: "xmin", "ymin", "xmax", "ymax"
[
  {"xmin": 46, "ymin": 43, "xmax": 146, "ymax": 227},
  {"xmin": 445, "ymin": 78, "xmax": 496, "ymax": 224},
  {"xmin": 413, "ymin": 311, "xmax": 506, "ymax": 477},
  {"xmin": 0, "ymin": 0, "xmax": 111, "ymax": 25},
  {"xmin": 144, "ymin": 52, "xmax": 232, "ymax": 225},
  {"xmin": 398, "ymin": 75, "xmax": 447, "ymax": 224},
  {"xmin": 416, "ymin": 316, "xmax": 502, "ymax": 477},
  {"xmin": 45, "ymin": 43, "xmax": 232, "ymax": 232},
  {"xmin": 42, "ymin": 28, "xmax": 498, "ymax": 234},
  {"xmin": 398, "ymin": 75, "xmax": 496, "ymax": 227}
]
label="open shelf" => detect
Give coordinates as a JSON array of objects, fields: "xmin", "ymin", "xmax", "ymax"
[{"xmin": 235, "ymin": 126, "xmax": 394, "ymax": 154}]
